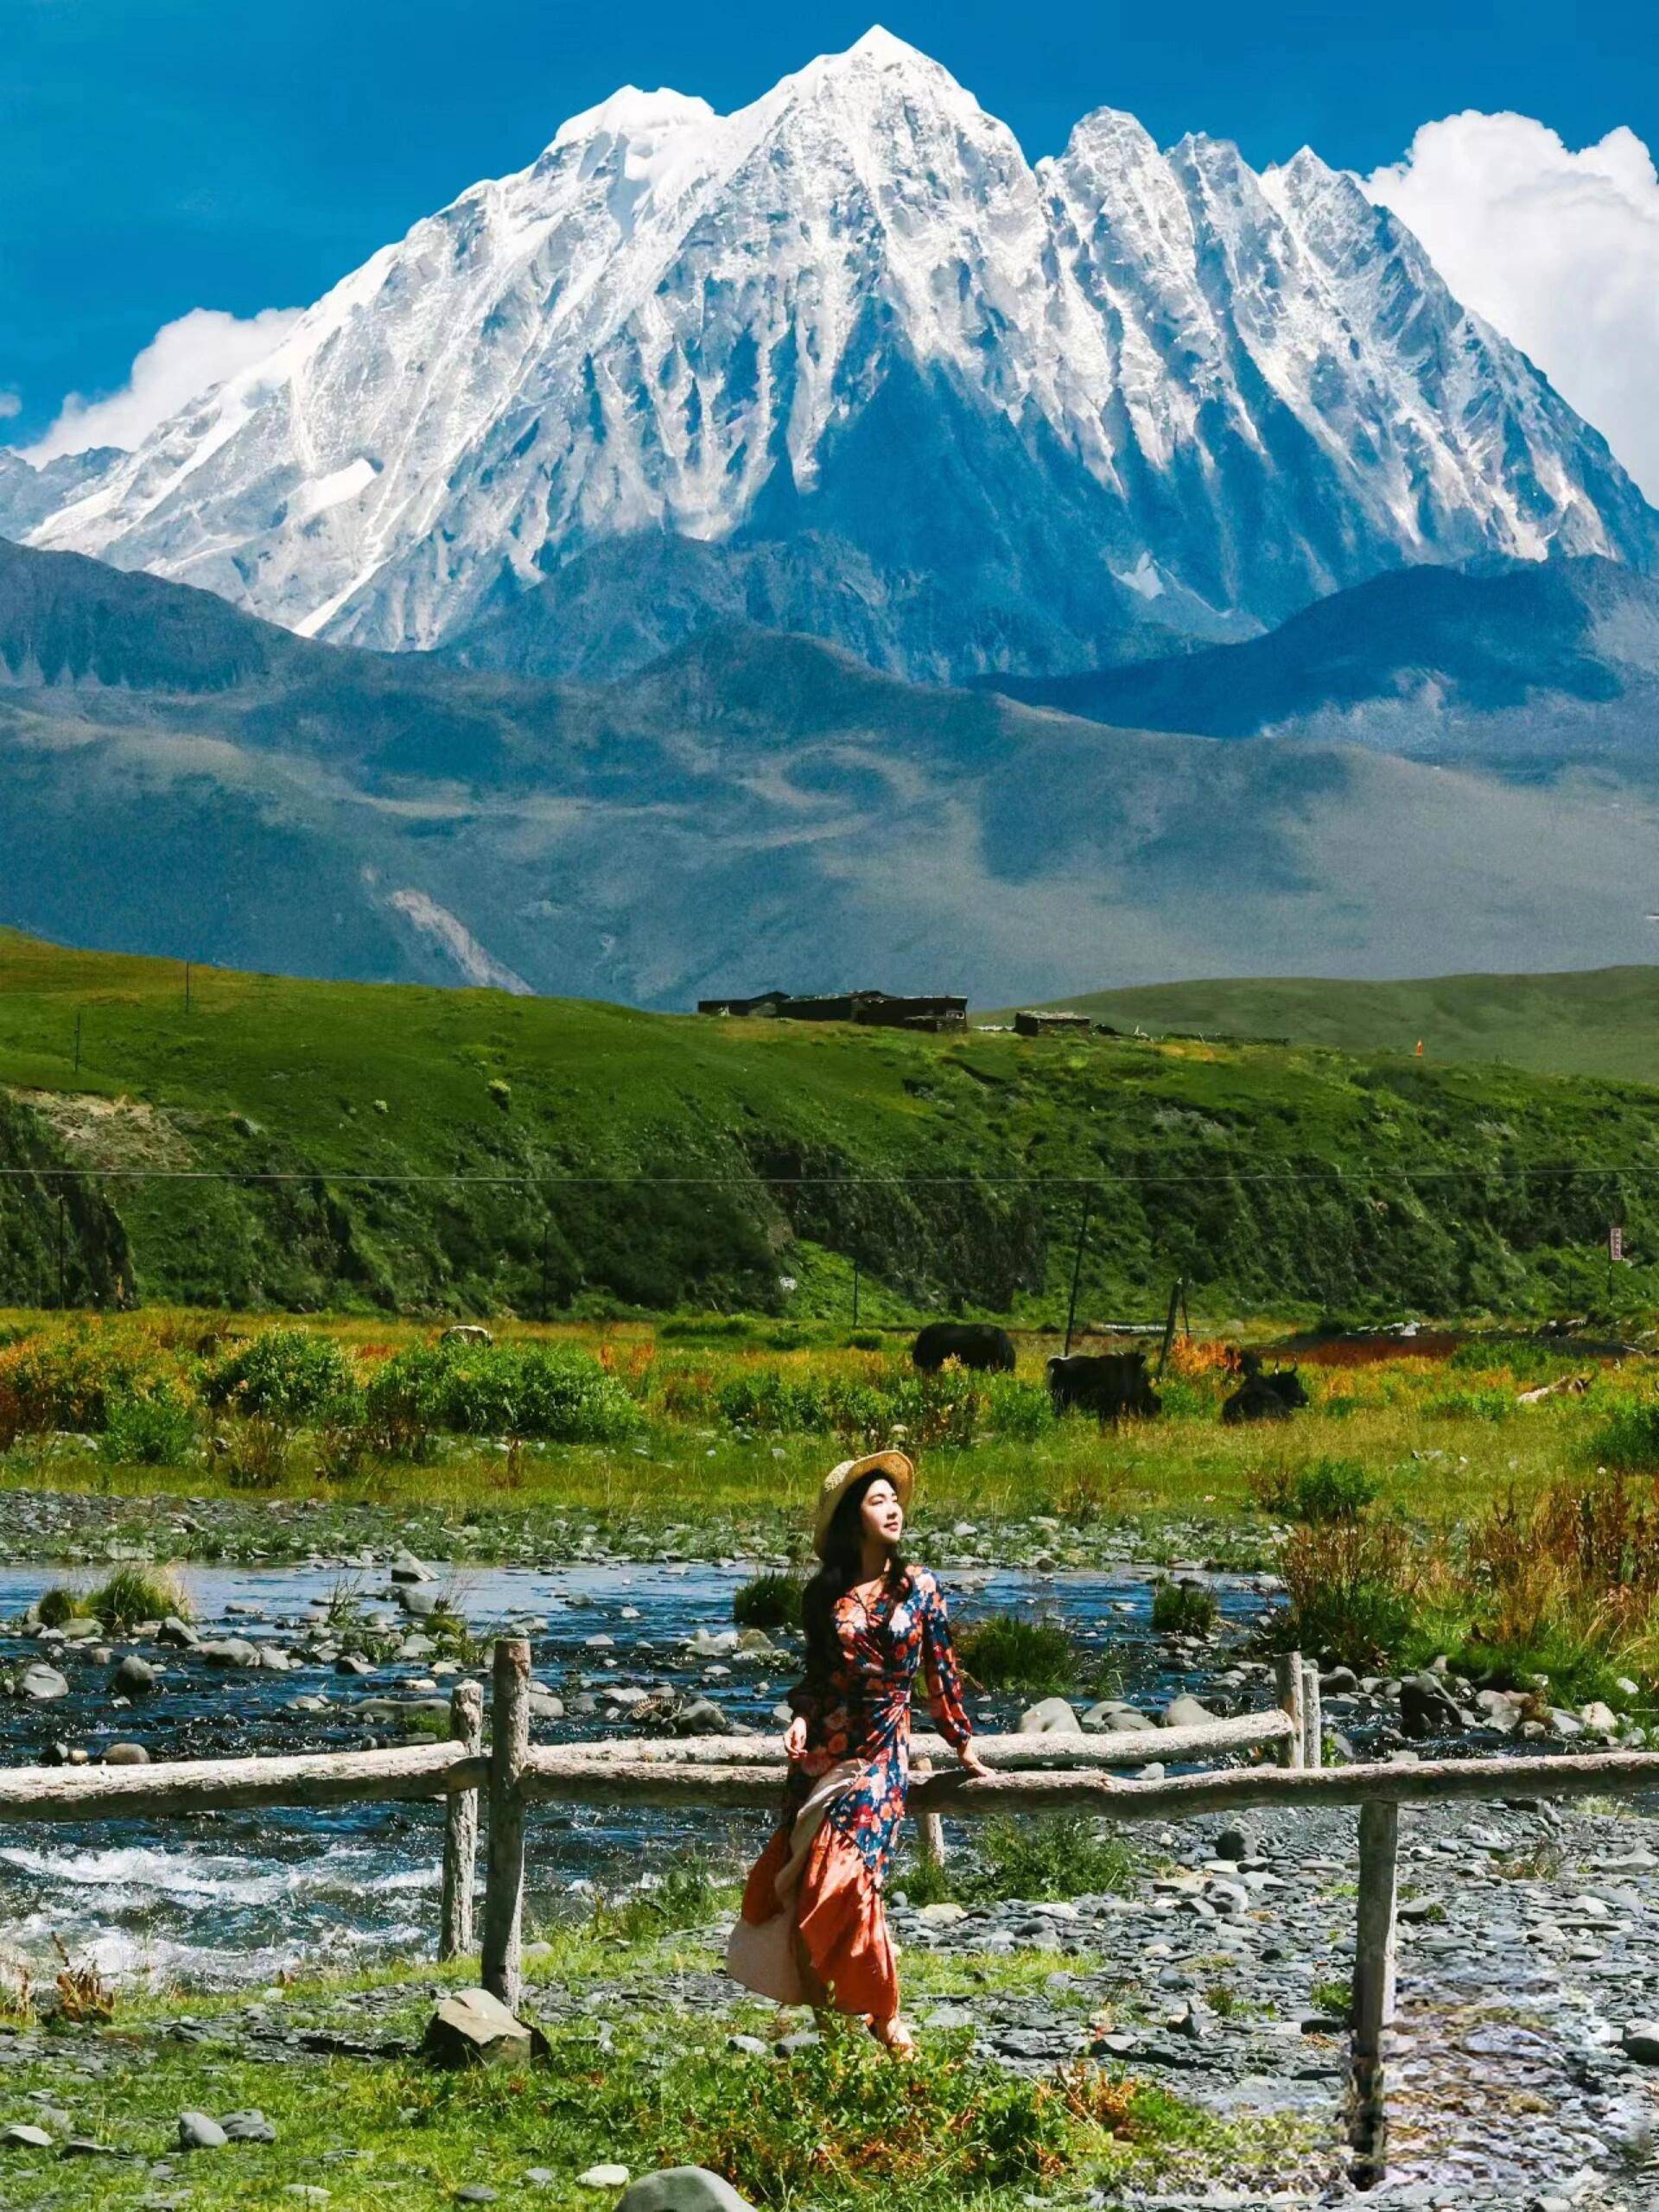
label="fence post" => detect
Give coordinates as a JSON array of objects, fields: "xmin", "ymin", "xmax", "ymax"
[
  {"xmin": 1350, "ymin": 1800, "xmax": 1400, "ymax": 2187},
  {"xmin": 1273, "ymin": 1652, "xmax": 1306, "ymax": 1769},
  {"xmin": 481, "ymin": 1638, "xmax": 531, "ymax": 2010},
  {"xmin": 1301, "ymin": 1660, "xmax": 1324, "ymax": 1770},
  {"xmin": 912, "ymin": 1757, "xmax": 946, "ymax": 1872},
  {"xmin": 440, "ymin": 1679, "xmax": 483, "ymax": 1961}
]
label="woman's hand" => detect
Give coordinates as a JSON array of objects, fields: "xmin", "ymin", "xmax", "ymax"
[
  {"xmin": 784, "ymin": 1715, "xmax": 808, "ymax": 1760},
  {"xmin": 957, "ymin": 1744, "xmax": 990, "ymax": 1779}
]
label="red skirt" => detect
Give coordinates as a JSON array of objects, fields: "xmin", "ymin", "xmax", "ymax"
[{"xmin": 737, "ymin": 1819, "xmax": 898, "ymax": 2019}]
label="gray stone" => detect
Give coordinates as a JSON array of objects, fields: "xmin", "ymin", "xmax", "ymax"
[
  {"xmin": 21, "ymin": 1664, "xmax": 68, "ymax": 1701},
  {"xmin": 422, "ymin": 1988, "xmax": 541, "ymax": 2069},
  {"xmin": 221, "ymin": 2111, "xmax": 276, "ymax": 2143},
  {"xmin": 1081, "ymin": 1700, "xmax": 1155, "ymax": 1733},
  {"xmin": 1621, "ymin": 2020, "xmax": 1659, "ymax": 2063},
  {"xmin": 398, "ymin": 1584, "xmax": 442, "ymax": 1619},
  {"xmin": 156, "ymin": 1618, "xmax": 198, "ymax": 1648},
  {"xmin": 617, "ymin": 2170, "xmax": 757, "ymax": 2212},
  {"xmin": 110, "ymin": 1655, "xmax": 156, "ymax": 1698},
  {"xmin": 103, "ymin": 1743, "xmax": 150, "ymax": 1765},
  {"xmin": 1399, "ymin": 1674, "xmax": 1462, "ymax": 1738},
  {"xmin": 774, "ymin": 2031, "xmax": 821, "ymax": 2057},
  {"xmin": 177, "ymin": 2111, "xmax": 228, "ymax": 2152},
  {"xmin": 1017, "ymin": 1696, "xmax": 1081, "ymax": 1735},
  {"xmin": 456, "ymin": 2190, "xmax": 499, "ymax": 2204},
  {"xmin": 1, "ymin": 2122, "xmax": 53, "ymax": 2148},
  {"xmin": 578, "ymin": 2165, "xmax": 631, "ymax": 2188},
  {"xmin": 199, "ymin": 1639, "xmax": 261, "ymax": 1669},
  {"xmin": 1161, "ymin": 1694, "xmax": 1216, "ymax": 1728},
  {"xmin": 677, "ymin": 1697, "xmax": 728, "ymax": 1735},
  {"xmin": 391, "ymin": 1548, "xmax": 435, "ymax": 1584},
  {"xmin": 1213, "ymin": 1825, "xmax": 1251, "ymax": 1862}
]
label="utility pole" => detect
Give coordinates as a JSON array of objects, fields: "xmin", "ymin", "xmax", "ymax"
[
  {"xmin": 1062, "ymin": 1193, "xmax": 1092, "ymax": 1357},
  {"xmin": 184, "ymin": 963, "xmax": 193, "ymax": 1014},
  {"xmin": 55, "ymin": 1192, "xmax": 66, "ymax": 1309},
  {"xmin": 541, "ymin": 1220, "xmax": 551, "ymax": 1324},
  {"xmin": 73, "ymin": 1012, "xmax": 82, "ymax": 1076},
  {"xmin": 852, "ymin": 1257, "xmax": 861, "ymax": 1328}
]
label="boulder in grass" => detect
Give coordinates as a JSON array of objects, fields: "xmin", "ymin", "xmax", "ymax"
[
  {"xmin": 220, "ymin": 2110, "xmax": 277, "ymax": 2143},
  {"xmin": 618, "ymin": 2171, "xmax": 757, "ymax": 2212},
  {"xmin": 178, "ymin": 2111, "xmax": 228, "ymax": 2151},
  {"xmin": 422, "ymin": 1987, "xmax": 546, "ymax": 2069}
]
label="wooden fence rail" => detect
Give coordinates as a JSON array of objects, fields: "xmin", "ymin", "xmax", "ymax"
[{"xmin": 3, "ymin": 1637, "xmax": 1655, "ymax": 2192}]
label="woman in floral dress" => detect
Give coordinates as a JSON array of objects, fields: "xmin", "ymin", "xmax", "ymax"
[{"xmin": 728, "ymin": 1449, "xmax": 988, "ymax": 2056}]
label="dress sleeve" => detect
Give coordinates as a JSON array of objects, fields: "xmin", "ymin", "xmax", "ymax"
[{"xmin": 919, "ymin": 1577, "xmax": 973, "ymax": 1751}]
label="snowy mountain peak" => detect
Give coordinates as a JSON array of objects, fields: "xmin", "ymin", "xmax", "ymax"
[{"xmin": 21, "ymin": 35, "xmax": 1658, "ymax": 677}]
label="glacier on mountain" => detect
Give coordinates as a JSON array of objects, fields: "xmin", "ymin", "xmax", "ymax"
[{"xmin": 18, "ymin": 28, "xmax": 1659, "ymax": 678}]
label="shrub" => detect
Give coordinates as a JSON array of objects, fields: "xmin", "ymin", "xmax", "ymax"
[
  {"xmin": 984, "ymin": 1376, "xmax": 1055, "ymax": 1442},
  {"xmin": 99, "ymin": 1383, "xmax": 198, "ymax": 1468},
  {"xmin": 219, "ymin": 1414, "xmax": 300, "ymax": 1490},
  {"xmin": 733, "ymin": 1572, "xmax": 804, "ymax": 1631},
  {"xmin": 86, "ymin": 1565, "xmax": 191, "ymax": 1630},
  {"xmin": 1587, "ymin": 1401, "xmax": 1659, "ymax": 1475},
  {"xmin": 956, "ymin": 1613, "xmax": 1075, "ymax": 1695},
  {"xmin": 1150, "ymin": 1579, "xmax": 1217, "ymax": 1636},
  {"xmin": 207, "ymin": 1330, "xmax": 359, "ymax": 1421},
  {"xmin": 1249, "ymin": 1455, "xmax": 1380, "ymax": 1523},
  {"xmin": 1424, "ymin": 1386, "xmax": 1513, "ymax": 1423},
  {"xmin": 35, "ymin": 1586, "xmax": 86, "ymax": 1628},
  {"xmin": 1276, "ymin": 1516, "xmax": 1425, "ymax": 1670},
  {"xmin": 366, "ymin": 1338, "xmax": 642, "ymax": 1443},
  {"xmin": 0, "ymin": 1328, "xmax": 177, "ymax": 1436}
]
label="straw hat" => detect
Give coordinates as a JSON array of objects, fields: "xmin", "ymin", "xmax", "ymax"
[{"xmin": 812, "ymin": 1449, "xmax": 914, "ymax": 1557}]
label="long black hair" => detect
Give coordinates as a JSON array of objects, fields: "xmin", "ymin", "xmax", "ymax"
[{"xmin": 802, "ymin": 1468, "xmax": 909, "ymax": 1681}]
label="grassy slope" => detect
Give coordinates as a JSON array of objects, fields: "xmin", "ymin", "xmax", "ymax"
[
  {"xmin": 986, "ymin": 965, "xmax": 1659, "ymax": 1087},
  {"xmin": 6, "ymin": 930, "xmax": 1659, "ymax": 1319}
]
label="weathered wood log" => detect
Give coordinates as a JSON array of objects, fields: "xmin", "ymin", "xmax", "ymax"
[
  {"xmin": 1350, "ymin": 1800, "xmax": 1400, "ymax": 2186},
  {"xmin": 1274, "ymin": 1653, "xmax": 1306, "ymax": 1770},
  {"xmin": 1302, "ymin": 1660, "xmax": 1324, "ymax": 1770},
  {"xmin": 0, "ymin": 1741, "xmax": 484, "ymax": 1823},
  {"xmin": 537, "ymin": 1709, "xmax": 1295, "ymax": 1773},
  {"xmin": 516, "ymin": 1745, "xmax": 1659, "ymax": 1819},
  {"xmin": 481, "ymin": 1637, "xmax": 531, "ymax": 2011},
  {"xmin": 440, "ymin": 1680, "xmax": 483, "ymax": 1962},
  {"xmin": 912, "ymin": 1758, "xmax": 947, "ymax": 1869}
]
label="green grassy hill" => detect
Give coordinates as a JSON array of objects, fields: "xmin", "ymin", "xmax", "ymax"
[
  {"xmin": 986, "ymin": 967, "xmax": 1659, "ymax": 1089},
  {"xmin": 3, "ymin": 930, "xmax": 1659, "ymax": 1322}
]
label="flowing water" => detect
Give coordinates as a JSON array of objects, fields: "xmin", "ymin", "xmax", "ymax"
[{"xmin": 0, "ymin": 1561, "xmax": 1277, "ymax": 1986}]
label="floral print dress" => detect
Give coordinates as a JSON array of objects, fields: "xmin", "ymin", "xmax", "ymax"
[{"xmin": 733, "ymin": 1566, "xmax": 973, "ymax": 2018}]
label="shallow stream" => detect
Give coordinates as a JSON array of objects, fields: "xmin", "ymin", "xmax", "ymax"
[{"xmin": 0, "ymin": 1561, "xmax": 1277, "ymax": 1985}]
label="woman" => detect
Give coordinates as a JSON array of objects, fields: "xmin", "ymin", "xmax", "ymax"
[{"xmin": 728, "ymin": 1449, "xmax": 988, "ymax": 2056}]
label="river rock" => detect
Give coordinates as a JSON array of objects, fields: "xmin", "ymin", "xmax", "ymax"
[
  {"xmin": 1081, "ymin": 1700, "xmax": 1155, "ymax": 1733},
  {"xmin": 103, "ymin": 1743, "xmax": 149, "ymax": 1765},
  {"xmin": 618, "ymin": 2171, "xmax": 755, "ymax": 2212},
  {"xmin": 677, "ymin": 1697, "xmax": 728, "ymax": 1735},
  {"xmin": 1161, "ymin": 1694, "xmax": 1216, "ymax": 1728},
  {"xmin": 1017, "ymin": 1697, "xmax": 1081, "ymax": 1735},
  {"xmin": 111, "ymin": 1656, "xmax": 156, "ymax": 1698},
  {"xmin": 21, "ymin": 1664, "xmax": 68, "ymax": 1701},
  {"xmin": 199, "ymin": 1639, "xmax": 261, "ymax": 1669},
  {"xmin": 422, "ymin": 1987, "xmax": 542, "ymax": 2068},
  {"xmin": 391, "ymin": 1548, "xmax": 435, "ymax": 1583},
  {"xmin": 1400, "ymin": 1674, "xmax": 1462, "ymax": 1737},
  {"xmin": 178, "ymin": 2110, "xmax": 228, "ymax": 2151},
  {"xmin": 157, "ymin": 1617, "xmax": 199, "ymax": 1648},
  {"xmin": 398, "ymin": 1585, "xmax": 442, "ymax": 1619}
]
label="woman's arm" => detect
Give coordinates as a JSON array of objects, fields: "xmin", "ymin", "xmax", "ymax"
[{"xmin": 919, "ymin": 1577, "xmax": 976, "ymax": 1754}]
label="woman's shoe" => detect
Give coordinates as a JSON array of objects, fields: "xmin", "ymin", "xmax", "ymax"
[{"xmin": 870, "ymin": 2012, "xmax": 917, "ymax": 2060}]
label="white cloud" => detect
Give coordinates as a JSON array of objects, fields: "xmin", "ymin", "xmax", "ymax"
[
  {"xmin": 24, "ymin": 305, "xmax": 301, "ymax": 461},
  {"xmin": 1368, "ymin": 113, "xmax": 1659, "ymax": 502},
  {"xmin": 0, "ymin": 391, "xmax": 21, "ymax": 422}
]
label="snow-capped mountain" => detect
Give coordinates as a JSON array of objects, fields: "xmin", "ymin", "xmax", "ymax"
[{"xmin": 22, "ymin": 30, "xmax": 1659, "ymax": 678}]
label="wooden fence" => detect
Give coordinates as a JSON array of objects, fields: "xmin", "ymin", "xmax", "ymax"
[{"xmin": 3, "ymin": 1637, "xmax": 1655, "ymax": 2190}]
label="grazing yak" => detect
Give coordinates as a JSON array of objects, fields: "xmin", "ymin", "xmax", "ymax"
[
  {"xmin": 911, "ymin": 1321, "xmax": 1018, "ymax": 1374},
  {"xmin": 1046, "ymin": 1351, "xmax": 1160, "ymax": 1421},
  {"xmin": 1221, "ymin": 1365, "xmax": 1309, "ymax": 1425}
]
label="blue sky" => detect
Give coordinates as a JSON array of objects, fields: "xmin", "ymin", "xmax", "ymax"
[{"xmin": 2, "ymin": 0, "xmax": 1655, "ymax": 453}]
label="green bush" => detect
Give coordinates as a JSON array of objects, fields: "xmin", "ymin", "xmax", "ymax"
[
  {"xmin": 86, "ymin": 1564, "xmax": 191, "ymax": 1630},
  {"xmin": 99, "ymin": 1383, "xmax": 198, "ymax": 1467},
  {"xmin": 35, "ymin": 1586, "xmax": 86, "ymax": 1627},
  {"xmin": 1150, "ymin": 1579, "xmax": 1218, "ymax": 1635},
  {"xmin": 976, "ymin": 1813, "xmax": 1134, "ymax": 1901},
  {"xmin": 956, "ymin": 1613, "xmax": 1075, "ymax": 1695},
  {"xmin": 733, "ymin": 1572, "xmax": 804, "ymax": 1630},
  {"xmin": 207, "ymin": 1330, "xmax": 359, "ymax": 1421},
  {"xmin": 0, "ymin": 1328, "xmax": 177, "ymax": 1434},
  {"xmin": 983, "ymin": 1376, "xmax": 1055, "ymax": 1441},
  {"xmin": 1588, "ymin": 1401, "xmax": 1659, "ymax": 1473},
  {"xmin": 366, "ymin": 1339, "xmax": 642, "ymax": 1443},
  {"xmin": 1288, "ymin": 1458, "xmax": 1380, "ymax": 1524},
  {"xmin": 1424, "ymin": 1386, "xmax": 1513, "ymax": 1422}
]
